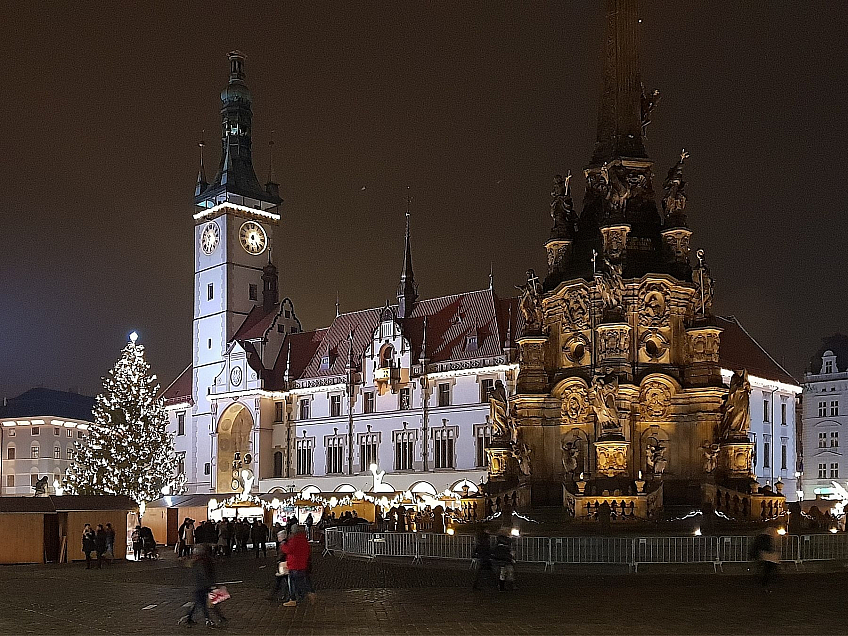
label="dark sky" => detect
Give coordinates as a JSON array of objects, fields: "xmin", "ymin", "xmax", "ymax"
[{"xmin": 1, "ymin": 1, "xmax": 846, "ymax": 398}]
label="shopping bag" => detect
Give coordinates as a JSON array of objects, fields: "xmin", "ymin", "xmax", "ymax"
[
  {"xmin": 277, "ymin": 562, "xmax": 289, "ymax": 576},
  {"xmin": 208, "ymin": 586, "xmax": 231, "ymax": 605}
]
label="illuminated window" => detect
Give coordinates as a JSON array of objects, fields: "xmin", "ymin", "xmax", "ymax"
[
  {"xmin": 54, "ymin": 446, "xmax": 60, "ymax": 459},
  {"xmin": 66, "ymin": 428, "xmax": 72, "ymax": 437},
  {"xmin": 31, "ymin": 445, "xmax": 39, "ymax": 459}
]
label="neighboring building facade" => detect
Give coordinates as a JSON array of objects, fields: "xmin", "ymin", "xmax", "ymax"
[
  {"xmin": 163, "ymin": 52, "xmax": 520, "ymax": 498},
  {"xmin": 0, "ymin": 389, "xmax": 93, "ymax": 495},
  {"xmin": 801, "ymin": 335, "xmax": 848, "ymax": 500}
]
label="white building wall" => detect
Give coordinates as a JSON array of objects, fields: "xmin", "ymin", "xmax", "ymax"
[{"xmin": 802, "ymin": 350, "xmax": 848, "ymax": 501}]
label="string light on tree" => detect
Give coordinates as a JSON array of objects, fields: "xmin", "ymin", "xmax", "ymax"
[{"xmin": 63, "ymin": 332, "xmax": 185, "ymax": 507}]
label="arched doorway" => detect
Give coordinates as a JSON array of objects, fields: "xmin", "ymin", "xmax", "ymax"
[{"xmin": 216, "ymin": 402, "xmax": 254, "ymax": 494}]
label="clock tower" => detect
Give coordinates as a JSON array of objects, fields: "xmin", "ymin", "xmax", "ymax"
[{"xmin": 190, "ymin": 51, "xmax": 282, "ymax": 490}]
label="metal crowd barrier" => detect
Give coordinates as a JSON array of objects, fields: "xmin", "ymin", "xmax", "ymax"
[{"xmin": 322, "ymin": 530, "xmax": 848, "ymax": 571}]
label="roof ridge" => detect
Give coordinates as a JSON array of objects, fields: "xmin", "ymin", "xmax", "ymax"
[{"xmin": 719, "ymin": 315, "xmax": 798, "ymax": 385}]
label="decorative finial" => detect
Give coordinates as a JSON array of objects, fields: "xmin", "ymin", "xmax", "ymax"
[
  {"xmin": 199, "ymin": 130, "xmax": 205, "ymax": 168},
  {"xmin": 336, "ymin": 291, "xmax": 340, "ymax": 317},
  {"xmin": 591, "ymin": 249, "xmax": 598, "ymax": 274},
  {"xmin": 489, "ymin": 262, "xmax": 494, "ymax": 291}
]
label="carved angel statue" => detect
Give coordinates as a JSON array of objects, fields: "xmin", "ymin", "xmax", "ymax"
[
  {"xmin": 488, "ymin": 380, "xmax": 510, "ymax": 441},
  {"xmin": 550, "ymin": 172, "xmax": 577, "ymax": 239},
  {"xmin": 701, "ymin": 442, "xmax": 720, "ymax": 474},
  {"xmin": 598, "ymin": 159, "xmax": 631, "ymax": 213},
  {"xmin": 646, "ymin": 441, "xmax": 668, "ymax": 476},
  {"xmin": 662, "ymin": 149, "xmax": 689, "ymax": 217},
  {"xmin": 719, "ymin": 370, "xmax": 751, "ymax": 440},
  {"xmin": 516, "ymin": 269, "xmax": 544, "ymax": 333},
  {"xmin": 515, "ymin": 442, "xmax": 532, "ymax": 477},
  {"xmin": 692, "ymin": 249, "xmax": 714, "ymax": 316},
  {"xmin": 594, "ymin": 259, "xmax": 625, "ymax": 311},
  {"xmin": 640, "ymin": 83, "xmax": 661, "ymax": 138},
  {"xmin": 561, "ymin": 439, "xmax": 580, "ymax": 476},
  {"xmin": 591, "ymin": 374, "xmax": 622, "ymax": 436}
]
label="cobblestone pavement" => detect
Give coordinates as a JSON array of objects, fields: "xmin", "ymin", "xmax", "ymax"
[{"xmin": 1, "ymin": 546, "xmax": 846, "ymax": 635}]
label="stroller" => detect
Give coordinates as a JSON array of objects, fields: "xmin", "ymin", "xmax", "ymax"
[{"xmin": 141, "ymin": 527, "xmax": 159, "ymax": 560}]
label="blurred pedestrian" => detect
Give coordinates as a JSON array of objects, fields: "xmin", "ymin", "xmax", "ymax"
[
  {"xmin": 95, "ymin": 524, "xmax": 108, "ymax": 569},
  {"xmin": 178, "ymin": 544, "xmax": 226, "ymax": 628},
  {"xmin": 82, "ymin": 524, "xmax": 97, "ymax": 569},
  {"xmin": 251, "ymin": 520, "xmax": 268, "ymax": 558},
  {"xmin": 750, "ymin": 527, "xmax": 780, "ymax": 591},
  {"xmin": 471, "ymin": 529, "xmax": 494, "ymax": 590},
  {"xmin": 282, "ymin": 525, "xmax": 316, "ymax": 607}
]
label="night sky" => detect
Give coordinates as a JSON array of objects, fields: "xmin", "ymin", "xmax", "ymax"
[{"xmin": 1, "ymin": 2, "xmax": 846, "ymax": 398}]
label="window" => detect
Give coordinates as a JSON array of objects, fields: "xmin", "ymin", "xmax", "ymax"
[
  {"xmin": 326, "ymin": 437, "xmax": 345, "ymax": 474},
  {"xmin": 296, "ymin": 439, "xmax": 313, "ymax": 476},
  {"xmin": 7, "ymin": 429, "xmax": 14, "ymax": 437},
  {"xmin": 480, "ymin": 378, "xmax": 494, "ymax": 404},
  {"xmin": 299, "ymin": 399, "xmax": 311, "ymax": 420},
  {"xmin": 434, "ymin": 428, "xmax": 455, "ymax": 469},
  {"xmin": 284, "ymin": 309, "xmax": 291, "ymax": 319},
  {"xmin": 176, "ymin": 453, "xmax": 185, "ymax": 475},
  {"xmin": 204, "ymin": 462, "xmax": 211, "ymax": 475},
  {"xmin": 330, "ymin": 394, "xmax": 341, "ymax": 418},
  {"xmin": 832, "ymin": 431, "xmax": 840, "ymax": 447},
  {"xmin": 31, "ymin": 445, "xmax": 39, "ymax": 459},
  {"xmin": 832, "ymin": 401, "xmax": 840, "ymax": 417},
  {"xmin": 66, "ymin": 429, "xmax": 72, "ymax": 437},
  {"xmin": 177, "ymin": 412, "xmax": 185, "ymax": 436},
  {"xmin": 364, "ymin": 392, "xmax": 375, "ymax": 414},
  {"xmin": 763, "ymin": 442, "xmax": 770, "ymax": 469},
  {"xmin": 54, "ymin": 446, "xmax": 60, "ymax": 459},
  {"xmin": 466, "ymin": 334, "xmax": 478, "ymax": 351},
  {"xmin": 54, "ymin": 428, "xmax": 60, "ymax": 436},
  {"xmin": 820, "ymin": 432, "xmax": 828, "ymax": 448},
  {"xmin": 394, "ymin": 430, "xmax": 415, "ymax": 471},
  {"xmin": 826, "ymin": 360, "xmax": 834, "ymax": 373},
  {"xmin": 763, "ymin": 400, "xmax": 770, "ymax": 422},
  {"xmin": 319, "ymin": 355, "xmax": 330, "ymax": 371},
  {"xmin": 208, "ymin": 339, "xmax": 212, "ymax": 349},
  {"xmin": 438, "ymin": 383, "xmax": 451, "ymax": 407},
  {"xmin": 399, "ymin": 388, "xmax": 411, "ymax": 410},
  {"xmin": 67, "ymin": 447, "xmax": 73, "ymax": 460},
  {"xmin": 31, "ymin": 474, "xmax": 39, "ymax": 487},
  {"xmin": 358, "ymin": 433, "xmax": 379, "ymax": 473},
  {"xmin": 5, "ymin": 475, "xmax": 13, "ymax": 488},
  {"xmin": 819, "ymin": 401, "xmax": 828, "ymax": 417},
  {"xmin": 78, "ymin": 431, "xmax": 85, "ymax": 439},
  {"xmin": 475, "ymin": 424, "xmax": 492, "ymax": 468},
  {"xmin": 819, "ymin": 463, "xmax": 827, "ymax": 479},
  {"xmin": 6, "ymin": 447, "xmax": 14, "ymax": 460},
  {"xmin": 781, "ymin": 403, "xmax": 787, "ymax": 426},
  {"xmin": 290, "ymin": 326, "xmax": 297, "ymax": 334},
  {"xmin": 249, "ymin": 283, "xmax": 258, "ymax": 301},
  {"xmin": 273, "ymin": 451, "xmax": 283, "ymax": 477},
  {"xmin": 781, "ymin": 444, "xmax": 787, "ymax": 470},
  {"xmin": 31, "ymin": 427, "xmax": 39, "ymax": 436},
  {"xmin": 207, "ymin": 283, "xmax": 214, "ymax": 300},
  {"xmin": 274, "ymin": 402, "xmax": 284, "ymax": 422},
  {"xmin": 831, "ymin": 463, "xmax": 839, "ymax": 479}
]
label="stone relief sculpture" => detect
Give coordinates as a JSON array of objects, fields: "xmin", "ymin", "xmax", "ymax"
[
  {"xmin": 561, "ymin": 386, "xmax": 587, "ymax": 423},
  {"xmin": 516, "ymin": 269, "xmax": 545, "ymax": 334},
  {"xmin": 662, "ymin": 149, "xmax": 689, "ymax": 217},
  {"xmin": 562, "ymin": 288, "xmax": 590, "ymax": 330},
  {"xmin": 701, "ymin": 442, "xmax": 720, "ymax": 473},
  {"xmin": 591, "ymin": 374, "xmax": 622, "ymax": 437},
  {"xmin": 638, "ymin": 283, "xmax": 669, "ymax": 327},
  {"xmin": 488, "ymin": 379, "xmax": 510, "ymax": 441},
  {"xmin": 561, "ymin": 439, "xmax": 580, "ymax": 476},
  {"xmin": 598, "ymin": 159, "xmax": 631, "ymax": 213},
  {"xmin": 640, "ymin": 381, "xmax": 671, "ymax": 420},
  {"xmin": 719, "ymin": 370, "xmax": 751, "ymax": 440},
  {"xmin": 646, "ymin": 441, "xmax": 668, "ymax": 476},
  {"xmin": 515, "ymin": 441, "xmax": 532, "ymax": 477},
  {"xmin": 550, "ymin": 172, "xmax": 577, "ymax": 239}
]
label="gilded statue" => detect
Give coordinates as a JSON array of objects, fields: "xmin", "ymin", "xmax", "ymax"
[
  {"xmin": 646, "ymin": 441, "xmax": 668, "ymax": 476},
  {"xmin": 701, "ymin": 442, "xmax": 719, "ymax": 474},
  {"xmin": 692, "ymin": 250, "xmax": 714, "ymax": 316},
  {"xmin": 515, "ymin": 442, "xmax": 532, "ymax": 477},
  {"xmin": 516, "ymin": 269, "xmax": 544, "ymax": 334},
  {"xmin": 591, "ymin": 374, "xmax": 622, "ymax": 437},
  {"xmin": 595, "ymin": 259, "xmax": 625, "ymax": 312},
  {"xmin": 662, "ymin": 149, "xmax": 689, "ymax": 217},
  {"xmin": 719, "ymin": 370, "xmax": 751, "ymax": 440},
  {"xmin": 561, "ymin": 439, "xmax": 580, "ymax": 476},
  {"xmin": 488, "ymin": 379, "xmax": 510, "ymax": 441}
]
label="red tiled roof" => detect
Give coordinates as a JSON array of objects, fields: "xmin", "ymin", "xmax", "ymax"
[
  {"xmin": 268, "ymin": 329, "xmax": 328, "ymax": 389},
  {"xmin": 294, "ymin": 289, "xmax": 518, "ymax": 381},
  {"xmin": 717, "ymin": 316, "xmax": 798, "ymax": 386},
  {"xmin": 231, "ymin": 304, "xmax": 278, "ymax": 342},
  {"xmin": 162, "ymin": 364, "xmax": 192, "ymax": 406}
]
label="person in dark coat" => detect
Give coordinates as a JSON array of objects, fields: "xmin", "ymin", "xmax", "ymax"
[
  {"xmin": 251, "ymin": 521, "xmax": 269, "ymax": 558},
  {"xmin": 104, "ymin": 523, "xmax": 116, "ymax": 563},
  {"xmin": 471, "ymin": 530, "xmax": 494, "ymax": 590},
  {"xmin": 82, "ymin": 524, "xmax": 97, "ymax": 569},
  {"xmin": 491, "ymin": 534, "xmax": 515, "ymax": 591},
  {"xmin": 178, "ymin": 544, "xmax": 226, "ymax": 627},
  {"xmin": 94, "ymin": 524, "xmax": 108, "ymax": 569}
]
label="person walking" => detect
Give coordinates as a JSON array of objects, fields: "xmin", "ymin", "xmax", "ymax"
[
  {"xmin": 282, "ymin": 525, "xmax": 315, "ymax": 607},
  {"xmin": 471, "ymin": 530, "xmax": 494, "ymax": 590},
  {"xmin": 177, "ymin": 517, "xmax": 189, "ymax": 558},
  {"xmin": 104, "ymin": 523, "xmax": 116, "ymax": 564},
  {"xmin": 94, "ymin": 524, "xmax": 108, "ymax": 569},
  {"xmin": 217, "ymin": 520, "xmax": 232, "ymax": 557},
  {"xmin": 184, "ymin": 519, "xmax": 196, "ymax": 557},
  {"xmin": 251, "ymin": 520, "xmax": 268, "ymax": 558},
  {"xmin": 750, "ymin": 527, "xmax": 780, "ymax": 591},
  {"xmin": 82, "ymin": 524, "xmax": 97, "ymax": 569},
  {"xmin": 304, "ymin": 513, "xmax": 314, "ymax": 541},
  {"xmin": 131, "ymin": 525, "xmax": 142, "ymax": 561},
  {"xmin": 178, "ymin": 544, "xmax": 226, "ymax": 628},
  {"xmin": 268, "ymin": 531, "xmax": 291, "ymax": 603},
  {"xmin": 491, "ymin": 532, "xmax": 515, "ymax": 591}
]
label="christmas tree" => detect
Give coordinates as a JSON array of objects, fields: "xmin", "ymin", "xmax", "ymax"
[{"xmin": 64, "ymin": 333, "xmax": 185, "ymax": 504}]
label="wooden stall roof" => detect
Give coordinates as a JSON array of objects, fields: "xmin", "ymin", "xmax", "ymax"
[{"xmin": 0, "ymin": 495, "xmax": 137, "ymax": 513}]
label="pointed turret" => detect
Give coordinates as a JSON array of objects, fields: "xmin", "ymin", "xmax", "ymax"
[
  {"xmin": 195, "ymin": 135, "xmax": 208, "ymax": 197},
  {"xmin": 195, "ymin": 51, "xmax": 282, "ymax": 208},
  {"xmin": 397, "ymin": 211, "xmax": 418, "ymax": 318}
]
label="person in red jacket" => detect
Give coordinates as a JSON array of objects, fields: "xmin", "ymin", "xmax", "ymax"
[{"xmin": 282, "ymin": 525, "xmax": 315, "ymax": 606}]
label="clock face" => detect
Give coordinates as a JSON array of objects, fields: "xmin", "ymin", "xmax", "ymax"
[
  {"xmin": 230, "ymin": 366, "xmax": 243, "ymax": 386},
  {"xmin": 239, "ymin": 221, "xmax": 267, "ymax": 255},
  {"xmin": 200, "ymin": 222, "xmax": 220, "ymax": 255}
]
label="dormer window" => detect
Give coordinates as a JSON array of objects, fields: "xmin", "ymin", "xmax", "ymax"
[
  {"xmin": 466, "ymin": 334, "xmax": 478, "ymax": 351},
  {"xmin": 320, "ymin": 355, "xmax": 330, "ymax": 371},
  {"xmin": 826, "ymin": 360, "xmax": 834, "ymax": 374},
  {"xmin": 380, "ymin": 345, "xmax": 394, "ymax": 369}
]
